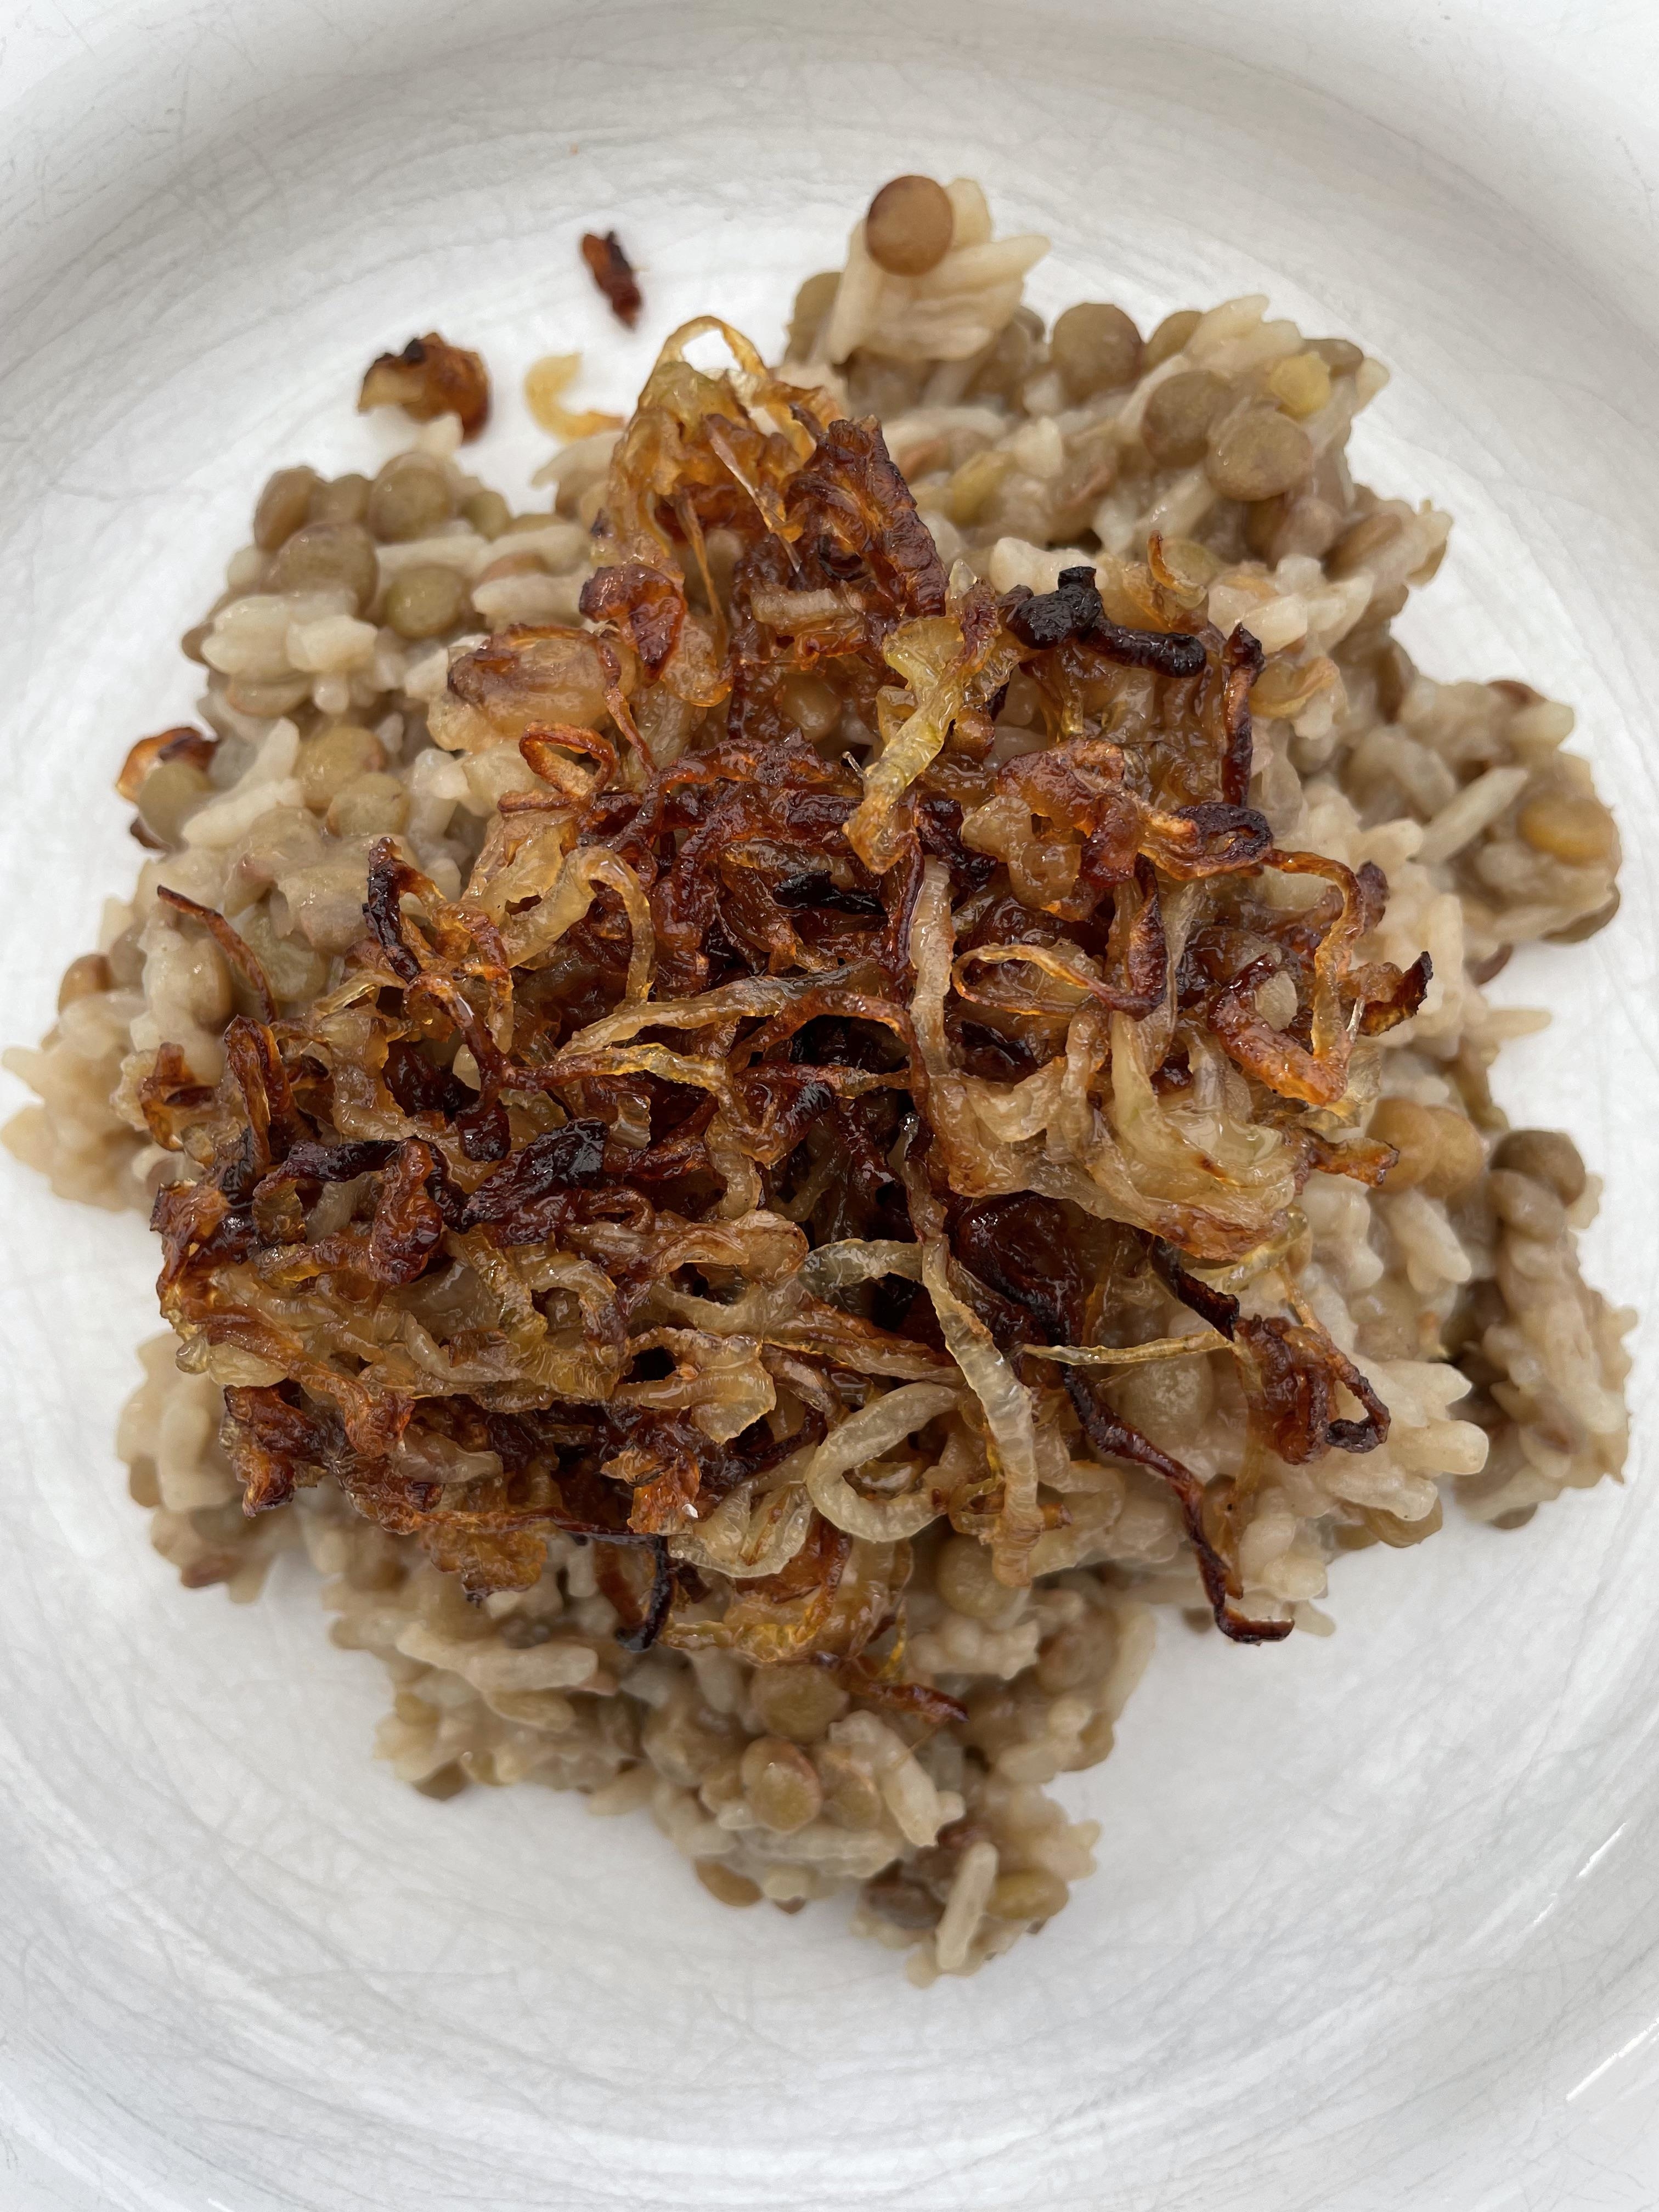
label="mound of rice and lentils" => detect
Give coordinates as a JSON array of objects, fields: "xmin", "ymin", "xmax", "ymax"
[{"xmin": 5, "ymin": 174, "xmax": 1630, "ymax": 1983}]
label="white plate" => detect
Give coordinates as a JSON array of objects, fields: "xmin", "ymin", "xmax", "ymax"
[{"xmin": 1, "ymin": 3, "xmax": 1656, "ymax": 2205}]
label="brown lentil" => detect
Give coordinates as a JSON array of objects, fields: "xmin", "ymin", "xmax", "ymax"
[
  {"xmin": 1073, "ymin": 1709, "xmax": 1116, "ymax": 1768},
  {"xmin": 966, "ymin": 307, "xmax": 1041, "ymax": 401},
  {"xmin": 1245, "ymin": 488, "xmax": 1344, "ymax": 562},
  {"xmin": 267, "ymin": 521, "xmax": 379, "ymax": 612},
  {"xmin": 937, "ymin": 1534, "xmax": 1019, "ymax": 1622},
  {"xmin": 1034, "ymin": 1608, "xmax": 1118, "ymax": 1696},
  {"xmin": 1517, "ymin": 794, "xmax": 1618, "ymax": 868},
  {"xmin": 326, "ymin": 772, "xmax": 410, "ymax": 838},
  {"xmin": 642, "ymin": 1695, "xmax": 741, "ymax": 1789},
  {"xmin": 1266, "ymin": 351, "xmax": 1333, "ymax": 419},
  {"xmin": 862, "ymin": 1869, "xmax": 943, "ymax": 1930},
  {"xmin": 226, "ymin": 674, "xmax": 312, "ymax": 718},
  {"xmin": 988, "ymin": 1869, "xmax": 1069, "ymax": 1922},
  {"xmin": 695, "ymin": 1859, "xmax": 761, "ymax": 1909},
  {"xmin": 1327, "ymin": 510, "xmax": 1404, "ymax": 578},
  {"xmin": 253, "ymin": 465, "xmax": 321, "ymax": 552},
  {"xmin": 1545, "ymin": 887, "xmax": 1620, "ymax": 943},
  {"xmin": 1372, "ymin": 637, "xmax": 1418, "ymax": 722},
  {"xmin": 308, "ymin": 472, "xmax": 372, "ymax": 526},
  {"xmin": 865, "ymin": 174, "xmax": 955, "ymax": 276},
  {"xmin": 475, "ymin": 550, "xmax": 545, "ymax": 587},
  {"xmin": 1372, "ymin": 1098, "xmax": 1486, "ymax": 1199},
  {"xmin": 816, "ymin": 1746, "xmax": 885, "ymax": 1830},
  {"xmin": 235, "ymin": 903, "xmax": 331, "ymax": 1004},
  {"xmin": 462, "ymin": 488, "xmax": 511, "ymax": 540},
  {"xmin": 298, "ymin": 724, "xmax": 386, "ymax": 809},
  {"xmin": 1156, "ymin": 535, "xmax": 1222, "ymax": 591},
  {"xmin": 413, "ymin": 1764, "xmax": 468, "ymax": 1802},
  {"xmin": 1206, "ymin": 407, "xmax": 1314, "ymax": 501},
  {"xmin": 136, "ymin": 759, "xmax": 211, "ymax": 846},
  {"xmin": 740, "ymin": 1736, "xmax": 823, "ymax": 1833},
  {"xmin": 1046, "ymin": 421, "xmax": 1119, "ymax": 534},
  {"xmin": 1111, "ymin": 1353, "xmax": 1214, "ymax": 1455},
  {"xmin": 385, "ymin": 563, "xmax": 468, "ymax": 640},
  {"xmin": 57, "ymin": 952, "xmax": 114, "ymax": 1011},
  {"xmin": 366, "ymin": 453, "xmax": 456, "ymax": 544},
  {"xmin": 1050, "ymin": 302, "xmax": 1143, "ymax": 401},
  {"xmin": 750, "ymin": 1663, "xmax": 848, "ymax": 1743},
  {"xmin": 960, "ymin": 1684, "xmax": 1026, "ymax": 1759},
  {"xmin": 946, "ymin": 446, "xmax": 1014, "ymax": 526},
  {"xmin": 1144, "ymin": 308, "xmax": 1202, "ymax": 370},
  {"xmin": 778, "ymin": 672, "xmax": 843, "ymax": 741},
  {"xmin": 1359, "ymin": 1496, "xmax": 1445, "ymax": 1549},
  {"xmin": 1491, "ymin": 1128, "xmax": 1587, "ymax": 1206},
  {"xmin": 1141, "ymin": 370, "xmax": 1229, "ymax": 469},
  {"xmin": 104, "ymin": 923, "xmax": 145, "ymax": 988}
]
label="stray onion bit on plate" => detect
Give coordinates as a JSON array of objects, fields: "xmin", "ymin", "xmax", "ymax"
[
  {"xmin": 3, "ymin": 172, "xmax": 1632, "ymax": 1985},
  {"xmin": 358, "ymin": 332, "xmax": 491, "ymax": 441},
  {"xmin": 524, "ymin": 352, "xmax": 625, "ymax": 443},
  {"xmin": 581, "ymin": 229, "xmax": 643, "ymax": 329}
]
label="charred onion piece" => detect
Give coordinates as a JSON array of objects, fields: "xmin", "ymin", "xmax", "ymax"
[
  {"xmin": 581, "ymin": 230, "xmax": 644, "ymax": 328},
  {"xmin": 1004, "ymin": 565, "xmax": 1208, "ymax": 676},
  {"xmin": 358, "ymin": 332, "xmax": 490, "ymax": 439},
  {"xmin": 116, "ymin": 725, "xmax": 216, "ymax": 802}
]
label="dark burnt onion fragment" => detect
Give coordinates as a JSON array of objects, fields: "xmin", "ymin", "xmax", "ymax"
[
  {"xmin": 1220, "ymin": 625, "xmax": 1265, "ymax": 805},
  {"xmin": 783, "ymin": 416, "xmax": 948, "ymax": 619},
  {"xmin": 1087, "ymin": 617, "xmax": 1207, "ymax": 679},
  {"xmin": 455, "ymin": 1094, "xmax": 512, "ymax": 1163},
  {"xmin": 275, "ymin": 1139, "xmax": 398, "ymax": 1183},
  {"xmin": 1232, "ymin": 1314, "xmax": 1390, "ymax": 1459},
  {"xmin": 383, "ymin": 1040, "xmax": 474, "ymax": 1120},
  {"xmin": 363, "ymin": 848, "xmax": 425, "ymax": 982},
  {"xmin": 772, "ymin": 874, "xmax": 887, "ymax": 918},
  {"xmin": 579, "ymin": 562, "xmax": 686, "ymax": 675},
  {"xmin": 461, "ymin": 1120, "xmax": 609, "ymax": 1228},
  {"xmin": 1003, "ymin": 558, "xmax": 1210, "ymax": 678},
  {"xmin": 611, "ymin": 1538, "xmax": 674, "ymax": 1651},
  {"xmin": 840, "ymin": 1668, "xmax": 968, "ymax": 1728},
  {"xmin": 1152, "ymin": 1240, "xmax": 1389, "ymax": 1461},
  {"xmin": 957, "ymin": 1200, "xmax": 1289, "ymax": 1643},
  {"xmin": 366, "ymin": 1140, "xmax": 450, "ymax": 1285},
  {"xmin": 1354, "ymin": 950, "xmax": 1433, "ymax": 1034},
  {"xmin": 1001, "ymin": 567, "xmax": 1105, "ymax": 650},
  {"xmin": 1148, "ymin": 1239, "xmax": 1240, "ymax": 1338},
  {"xmin": 916, "ymin": 794, "xmax": 996, "ymax": 896},
  {"xmin": 580, "ymin": 230, "xmax": 644, "ymax": 328},
  {"xmin": 1067, "ymin": 1378, "xmax": 1291, "ymax": 1645}
]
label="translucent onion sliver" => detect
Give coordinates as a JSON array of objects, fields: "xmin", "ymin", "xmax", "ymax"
[{"xmin": 804, "ymin": 1380, "xmax": 962, "ymax": 1541}]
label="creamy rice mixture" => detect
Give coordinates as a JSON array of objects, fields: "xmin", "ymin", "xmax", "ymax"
[{"xmin": 5, "ymin": 176, "xmax": 1630, "ymax": 1982}]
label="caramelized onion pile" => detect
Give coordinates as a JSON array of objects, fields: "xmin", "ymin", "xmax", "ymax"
[{"xmin": 138, "ymin": 315, "xmax": 1444, "ymax": 1669}]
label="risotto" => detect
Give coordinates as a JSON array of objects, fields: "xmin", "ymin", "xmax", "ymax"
[{"xmin": 3, "ymin": 175, "xmax": 1631, "ymax": 1983}]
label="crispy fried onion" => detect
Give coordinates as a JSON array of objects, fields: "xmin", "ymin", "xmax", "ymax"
[{"xmin": 146, "ymin": 321, "xmax": 1434, "ymax": 1660}]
